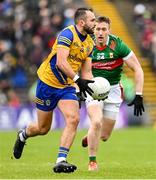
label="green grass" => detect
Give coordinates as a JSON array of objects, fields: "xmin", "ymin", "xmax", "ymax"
[{"xmin": 0, "ymin": 127, "xmax": 156, "ymax": 179}]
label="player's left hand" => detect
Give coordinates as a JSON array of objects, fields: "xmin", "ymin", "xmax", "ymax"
[
  {"xmin": 128, "ymin": 95, "xmax": 145, "ymax": 116},
  {"xmin": 75, "ymin": 78, "xmax": 94, "ymax": 97}
]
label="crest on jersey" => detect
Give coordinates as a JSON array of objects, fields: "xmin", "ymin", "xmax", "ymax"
[
  {"xmin": 110, "ymin": 40, "xmax": 116, "ymax": 50},
  {"xmin": 73, "ymin": 42, "xmax": 79, "ymax": 47},
  {"xmin": 80, "ymin": 46, "xmax": 84, "ymax": 53},
  {"xmin": 109, "ymin": 52, "xmax": 114, "ymax": 58}
]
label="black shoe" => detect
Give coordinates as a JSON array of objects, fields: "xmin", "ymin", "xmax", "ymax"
[
  {"xmin": 13, "ymin": 130, "xmax": 26, "ymax": 159},
  {"xmin": 53, "ymin": 161, "xmax": 77, "ymax": 173}
]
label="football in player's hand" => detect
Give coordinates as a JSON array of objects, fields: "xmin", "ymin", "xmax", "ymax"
[{"xmin": 88, "ymin": 77, "xmax": 110, "ymax": 100}]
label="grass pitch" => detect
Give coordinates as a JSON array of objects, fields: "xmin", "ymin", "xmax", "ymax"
[{"xmin": 0, "ymin": 127, "xmax": 156, "ymax": 179}]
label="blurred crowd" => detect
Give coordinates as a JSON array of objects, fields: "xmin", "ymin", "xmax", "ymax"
[
  {"xmin": 133, "ymin": 1, "xmax": 156, "ymax": 72},
  {"xmin": 0, "ymin": 0, "xmax": 80, "ymax": 106},
  {"xmin": 1, "ymin": 0, "xmax": 156, "ymax": 108}
]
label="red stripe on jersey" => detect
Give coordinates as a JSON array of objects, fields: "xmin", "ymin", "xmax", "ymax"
[{"xmin": 92, "ymin": 58, "xmax": 123, "ymax": 70}]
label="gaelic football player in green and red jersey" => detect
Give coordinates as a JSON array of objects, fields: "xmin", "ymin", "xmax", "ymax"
[{"xmin": 82, "ymin": 16, "xmax": 145, "ymax": 171}]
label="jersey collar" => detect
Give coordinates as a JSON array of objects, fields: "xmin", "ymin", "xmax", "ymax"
[{"xmin": 74, "ymin": 25, "xmax": 87, "ymax": 42}]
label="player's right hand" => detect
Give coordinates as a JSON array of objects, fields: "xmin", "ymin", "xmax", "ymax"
[
  {"xmin": 128, "ymin": 94, "xmax": 145, "ymax": 116},
  {"xmin": 75, "ymin": 78, "xmax": 94, "ymax": 98}
]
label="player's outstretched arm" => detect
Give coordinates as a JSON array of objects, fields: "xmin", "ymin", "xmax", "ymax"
[{"xmin": 125, "ymin": 53, "xmax": 145, "ymax": 116}]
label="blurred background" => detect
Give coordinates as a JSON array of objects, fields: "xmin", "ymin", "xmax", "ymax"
[{"xmin": 0, "ymin": 0, "xmax": 156, "ymax": 130}]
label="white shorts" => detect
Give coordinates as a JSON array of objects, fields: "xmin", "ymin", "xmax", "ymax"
[{"xmin": 85, "ymin": 84, "xmax": 123, "ymax": 113}]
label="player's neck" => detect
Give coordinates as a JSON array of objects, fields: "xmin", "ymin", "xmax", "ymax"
[
  {"xmin": 96, "ymin": 43, "xmax": 106, "ymax": 47},
  {"xmin": 96, "ymin": 41, "xmax": 106, "ymax": 47},
  {"xmin": 75, "ymin": 25, "xmax": 87, "ymax": 36}
]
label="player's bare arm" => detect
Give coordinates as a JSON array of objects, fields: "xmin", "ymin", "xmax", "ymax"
[
  {"xmin": 125, "ymin": 53, "xmax": 144, "ymax": 94},
  {"xmin": 125, "ymin": 52, "xmax": 144, "ymax": 116},
  {"xmin": 81, "ymin": 58, "xmax": 94, "ymax": 80},
  {"xmin": 56, "ymin": 47, "xmax": 76, "ymax": 79}
]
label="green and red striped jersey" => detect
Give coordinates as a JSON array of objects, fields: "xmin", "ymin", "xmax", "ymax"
[{"xmin": 92, "ymin": 34, "xmax": 132, "ymax": 85}]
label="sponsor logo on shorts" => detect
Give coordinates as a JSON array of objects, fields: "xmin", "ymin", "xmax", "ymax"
[
  {"xmin": 45, "ymin": 99, "xmax": 51, "ymax": 106},
  {"xmin": 72, "ymin": 93, "xmax": 77, "ymax": 97}
]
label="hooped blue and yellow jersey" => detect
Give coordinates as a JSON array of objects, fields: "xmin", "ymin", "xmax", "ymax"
[{"xmin": 37, "ymin": 25, "xmax": 94, "ymax": 88}]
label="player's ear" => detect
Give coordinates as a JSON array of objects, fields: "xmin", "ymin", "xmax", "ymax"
[
  {"xmin": 109, "ymin": 27, "xmax": 111, "ymax": 34},
  {"xmin": 80, "ymin": 19, "xmax": 85, "ymax": 26}
]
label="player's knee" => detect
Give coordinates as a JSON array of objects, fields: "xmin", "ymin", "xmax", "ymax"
[
  {"xmin": 70, "ymin": 115, "xmax": 79, "ymax": 127},
  {"xmin": 66, "ymin": 114, "xmax": 79, "ymax": 128},
  {"xmin": 92, "ymin": 120, "xmax": 102, "ymax": 130},
  {"xmin": 38, "ymin": 127, "xmax": 50, "ymax": 135}
]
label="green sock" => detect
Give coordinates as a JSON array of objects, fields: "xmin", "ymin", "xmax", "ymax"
[{"xmin": 89, "ymin": 156, "xmax": 96, "ymax": 162}]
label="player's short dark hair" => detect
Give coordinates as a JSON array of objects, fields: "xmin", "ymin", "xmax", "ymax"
[
  {"xmin": 74, "ymin": 7, "xmax": 93, "ymax": 24},
  {"xmin": 96, "ymin": 16, "xmax": 111, "ymax": 25}
]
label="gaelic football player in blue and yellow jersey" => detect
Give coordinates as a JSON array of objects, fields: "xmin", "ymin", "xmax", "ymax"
[
  {"xmin": 81, "ymin": 16, "xmax": 145, "ymax": 171},
  {"xmin": 13, "ymin": 7, "xmax": 96, "ymax": 173}
]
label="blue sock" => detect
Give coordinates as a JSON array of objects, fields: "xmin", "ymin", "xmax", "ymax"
[{"xmin": 56, "ymin": 147, "xmax": 69, "ymax": 163}]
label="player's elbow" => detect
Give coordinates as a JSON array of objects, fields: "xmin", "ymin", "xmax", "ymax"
[
  {"xmin": 135, "ymin": 67, "xmax": 144, "ymax": 82},
  {"xmin": 56, "ymin": 62, "xmax": 63, "ymax": 70},
  {"xmin": 134, "ymin": 64, "xmax": 144, "ymax": 75}
]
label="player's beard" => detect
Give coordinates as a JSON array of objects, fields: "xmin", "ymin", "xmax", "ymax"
[{"xmin": 83, "ymin": 24, "xmax": 94, "ymax": 34}]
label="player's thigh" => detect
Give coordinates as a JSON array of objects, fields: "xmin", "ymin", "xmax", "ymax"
[
  {"xmin": 57, "ymin": 86, "xmax": 79, "ymax": 124},
  {"xmin": 58, "ymin": 100, "xmax": 79, "ymax": 124},
  {"xmin": 36, "ymin": 108, "xmax": 53, "ymax": 130},
  {"xmin": 85, "ymin": 93, "xmax": 103, "ymax": 122}
]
